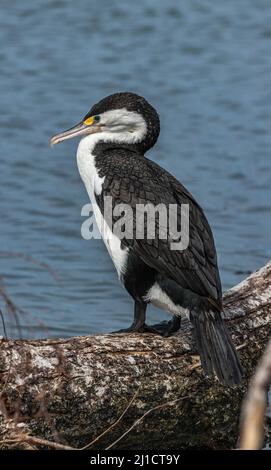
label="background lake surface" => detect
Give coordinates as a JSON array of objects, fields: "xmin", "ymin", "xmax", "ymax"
[{"xmin": 0, "ymin": 0, "xmax": 270, "ymax": 338}]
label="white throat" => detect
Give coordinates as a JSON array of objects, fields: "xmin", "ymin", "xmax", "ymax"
[
  {"xmin": 76, "ymin": 133, "xmax": 129, "ymax": 279},
  {"xmin": 76, "ymin": 133, "xmax": 105, "ymax": 199}
]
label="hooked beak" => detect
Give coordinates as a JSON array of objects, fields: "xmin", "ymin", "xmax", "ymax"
[{"xmin": 50, "ymin": 120, "xmax": 101, "ymax": 146}]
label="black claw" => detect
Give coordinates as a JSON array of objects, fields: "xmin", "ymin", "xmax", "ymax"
[
  {"xmin": 163, "ymin": 317, "xmax": 181, "ymax": 337},
  {"xmin": 112, "ymin": 323, "xmax": 161, "ymax": 335},
  {"xmin": 140, "ymin": 324, "xmax": 162, "ymax": 335}
]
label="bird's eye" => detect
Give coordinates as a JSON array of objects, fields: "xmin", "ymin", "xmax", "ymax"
[{"xmin": 94, "ymin": 115, "xmax": 100, "ymax": 123}]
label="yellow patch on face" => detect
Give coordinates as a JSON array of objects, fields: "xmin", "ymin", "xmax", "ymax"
[{"xmin": 84, "ymin": 116, "xmax": 94, "ymax": 126}]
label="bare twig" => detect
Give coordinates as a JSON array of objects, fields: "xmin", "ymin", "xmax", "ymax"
[
  {"xmin": 239, "ymin": 339, "xmax": 271, "ymax": 449},
  {"xmin": 0, "ymin": 275, "xmax": 49, "ymax": 339},
  {"xmin": 0, "ymin": 309, "xmax": 7, "ymax": 339},
  {"xmin": 0, "ymin": 251, "xmax": 59, "ymax": 283},
  {"xmin": 0, "ymin": 251, "xmax": 60, "ymax": 338},
  {"xmin": 0, "ymin": 434, "xmax": 75, "ymax": 450},
  {"xmin": 106, "ymin": 395, "xmax": 189, "ymax": 450},
  {"xmin": 0, "ymin": 394, "xmax": 188, "ymax": 450},
  {"xmin": 0, "ymin": 277, "xmax": 22, "ymax": 337},
  {"xmin": 79, "ymin": 387, "xmax": 140, "ymax": 450}
]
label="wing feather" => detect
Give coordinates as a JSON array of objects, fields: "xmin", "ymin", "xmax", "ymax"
[{"xmin": 95, "ymin": 149, "xmax": 222, "ymax": 305}]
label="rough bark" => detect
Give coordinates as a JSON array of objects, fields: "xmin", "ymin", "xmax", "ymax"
[{"xmin": 0, "ymin": 261, "xmax": 271, "ymax": 450}]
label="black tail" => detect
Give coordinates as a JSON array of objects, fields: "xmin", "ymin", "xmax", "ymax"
[{"xmin": 190, "ymin": 309, "xmax": 243, "ymax": 387}]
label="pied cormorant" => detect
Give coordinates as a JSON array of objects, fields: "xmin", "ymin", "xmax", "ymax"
[{"xmin": 51, "ymin": 92, "xmax": 243, "ymax": 386}]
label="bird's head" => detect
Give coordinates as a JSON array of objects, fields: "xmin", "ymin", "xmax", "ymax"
[{"xmin": 50, "ymin": 92, "xmax": 160, "ymax": 153}]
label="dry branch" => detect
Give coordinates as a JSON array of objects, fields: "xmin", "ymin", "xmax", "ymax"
[
  {"xmin": 239, "ymin": 339, "xmax": 271, "ymax": 449},
  {"xmin": 0, "ymin": 261, "xmax": 271, "ymax": 450}
]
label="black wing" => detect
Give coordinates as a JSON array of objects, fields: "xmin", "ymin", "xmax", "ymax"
[{"xmin": 95, "ymin": 149, "xmax": 222, "ymax": 306}]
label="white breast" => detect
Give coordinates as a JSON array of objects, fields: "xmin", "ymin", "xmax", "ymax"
[{"xmin": 77, "ymin": 135, "xmax": 128, "ymax": 279}]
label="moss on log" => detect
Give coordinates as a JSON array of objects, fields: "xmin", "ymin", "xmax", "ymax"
[{"xmin": 0, "ymin": 261, "xmax": 271, "ymax": 450}]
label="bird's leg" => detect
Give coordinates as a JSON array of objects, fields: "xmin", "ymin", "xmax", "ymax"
[
  {"xmin": 129, "ymin": 300, "xmax": 147, "ymax": 331},
  {"xmin": 112, "ymin": 300, "xmax": 161, "ymax": 334}
]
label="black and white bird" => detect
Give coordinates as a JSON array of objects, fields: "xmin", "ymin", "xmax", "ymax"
[{"xmin": 51, "ymin": 92, "xmax": 243, "ymax": 386}]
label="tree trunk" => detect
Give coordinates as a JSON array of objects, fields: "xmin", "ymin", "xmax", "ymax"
[{"xmin": 0, "ymin": 261, "xmax": 271, "ymax": 450}]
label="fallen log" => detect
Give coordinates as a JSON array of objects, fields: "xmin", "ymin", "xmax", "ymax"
[{"xmin": 0, "ymin": 261, "xmax": 271, "ymax": 450}]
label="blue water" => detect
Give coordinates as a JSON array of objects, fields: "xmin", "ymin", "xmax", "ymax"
[{"xmin": 0, "ymin": 0, "xmax": 270, "ymax": 338}]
